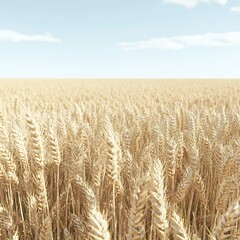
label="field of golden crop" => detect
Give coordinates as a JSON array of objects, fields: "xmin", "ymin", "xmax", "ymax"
[{"xmin": 0, "ymin": 79, "xmax": 240, "ymax": 239}]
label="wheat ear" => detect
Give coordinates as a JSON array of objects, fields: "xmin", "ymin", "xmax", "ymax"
[
  {"xmin": 149, "ymin": 159, "xmax": 169, "ymax": 239},
  {"xmin": 88, "ymin": 207, "xmax": 111, "ymax": 240},
  {"xmin": 171, "ymin": 210, "xmax": 191, "ymax": 240},
  {"xmin": 39, "ymin": 217, "xmax": 53, "ymax": 240},
  {"xmin": 127, "ymin": 176, "xmax": 150, "ymax": 240},
  {"xmin": 212, "ymin": 200, "xmax": 240, "ymax": 240}
]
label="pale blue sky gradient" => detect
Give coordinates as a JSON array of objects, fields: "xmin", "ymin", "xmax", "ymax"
[{"xmin": 1, "ymin": 0, "xmax": 240, "ymax": 78}]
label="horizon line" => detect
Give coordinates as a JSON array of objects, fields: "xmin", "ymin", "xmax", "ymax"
[{"xmin": 1, "ymin": 77, "xmax": 240, "ymax": 80}]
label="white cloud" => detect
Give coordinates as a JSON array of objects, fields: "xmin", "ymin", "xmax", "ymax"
[
  {"xmin": 117, "ymin": 32, "xmax": 240, "ymax": 51},
  {"xmin": 230, "ymin": 6, "xmax": 240, "ymax": 13},
  {"xmin": 163, "ymin": 0, "xmax": 227, "ymax": 8},
  {"xmin": 0, "ymin": 29, "xmax": 60, "ymax": 43}
]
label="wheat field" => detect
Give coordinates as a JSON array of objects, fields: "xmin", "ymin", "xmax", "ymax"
[{"xmin": 0, "ymin": 79, "xmax": 240, "ymax": 239}]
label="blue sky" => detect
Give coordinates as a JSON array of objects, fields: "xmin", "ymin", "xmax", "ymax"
[{"xmin": 1, "ymin": 0, "xmax": 240, "ymax": 78}]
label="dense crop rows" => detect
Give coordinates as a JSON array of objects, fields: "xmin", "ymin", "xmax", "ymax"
[{"xmin": 0, "ymin": 80, "xmax": 240, "ymax": 239}]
